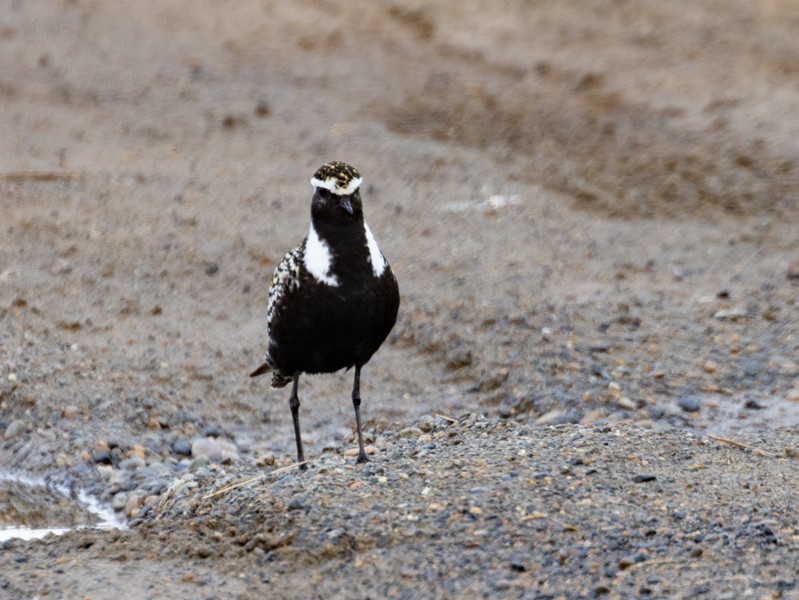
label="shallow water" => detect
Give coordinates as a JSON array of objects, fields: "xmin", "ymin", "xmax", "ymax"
[{"xmin": 0, "ymin": 472, "xmax": 123, "ymax": 542}]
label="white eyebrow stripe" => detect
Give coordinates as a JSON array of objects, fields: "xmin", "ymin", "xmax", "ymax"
[{"xmin": 310, "ymin": 176, "xmax": 362, "ymax": 196}]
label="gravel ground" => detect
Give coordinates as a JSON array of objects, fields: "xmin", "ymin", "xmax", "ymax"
[
  {"xmin": 2, "ymin": 418, "xmax": 798, "ymax": 598},
  {"xmin": 1, "ymin": 1, "xmax": 798, "ymax": 598}
]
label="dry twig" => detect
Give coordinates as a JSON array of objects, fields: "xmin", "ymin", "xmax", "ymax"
[
  {"xmin": 434, "ymin": 413, "xmax": 457, "ymax": 423},
  {"xmin": 202, "ymin": 461, "xmax": 308, "ymax": 500},
  {"xmin": 707, "ymin": 434, "xmax": 775, "ymax": 456},
  {"xmin": 0, "ymin": 171, "xmax": 82, "ymax": 182}
]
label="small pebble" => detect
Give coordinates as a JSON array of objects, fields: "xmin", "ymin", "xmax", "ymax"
[
  {"xmin": 399, "ymin": 427, "xmax": 423, "ymax": 439},
  {"xmin": 418, "ymin": 414, "xmax": 435, "ymax": 432},
  {"xmin": 678, "ymin": 396, "xmax": 701, "ymax": 413},
  {"xmin": 111, "ymin": 492, "xmax": 128, "ymax": 511},
  {"xmin": 618, "ymin": 553, "xmax": 648, "ymax": 570},
  {"xmin": 255, "ymin": 99, "xmax": 271, "ymax": 117},
  {"xmin": 633, "ymin": 473, "xmax": 657, "ymax": 483},
  {"xmin": 191, "ymin": 437, "xmax": 239, "ymax": 461},
  {"xmin": 287, "ymin": 497, "xmax": 306, "ymax": 511},
  {"xmin": 3, "ymin": 420, "xmax": 26, "ymax": 440},
  {"xmin": 190, "ymin": 456, "xmax": 211, "ymax": 471},
  {"xmin": 62, "ymin": 405, "xmax": 79, "ymax": 419},
  {"xmin": 344, "ymin": 445, "xmax": 377, "ymax": 457},
  {"xmin": 616, "ymin": 397, "xmax": 635, "ymax": 410},
  {"xmin": 125, "ymin": 493, "xmax": 144, "ymax": 518},
  {"xmin": 714, "ymin": 307, "xmax": 747, "ymax": 320},
  {"xmin": 593, "ymin": 584, "xmax": 611, "ymax": 595},
  {"xmin": 535, "ymin": 409, "xmax": 565, "ymax": 426},
  {"xmin": 256, "ymin": 451, "xmax": 276, "ymax": 466},
  {"xmin": 202, "ymin": 425, "xmax": 222, "ymax": 438},
  {"xmin": 509, "ymin": 560, "xmax": 527, "ymax": 572},
  {"xmin": 92, "ymin": 451, "xmax": 112, "ymax": 465},
  {"xmin": 172, "ymin": 438, "xmax": 192, "ymax": 456},
  {"xmin": 95, "ymin": 464, "xmax": 115, "ymax": 481},
  {"xmin": 120, "ymin": 456, "xmax": 146, "ymax": 471}
]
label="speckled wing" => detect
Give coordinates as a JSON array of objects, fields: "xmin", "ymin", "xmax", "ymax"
[
  {"xmin": 266, "ymin": 240, "xmax": 305, "ymax": 331},
  {"xmin": 250, "ymin": 240, "xmax": 305, "ymax": 382}
]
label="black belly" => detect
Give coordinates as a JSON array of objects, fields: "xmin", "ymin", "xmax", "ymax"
[{"xmin": 268, "ymin": 271, "xmax": 399, "ymax": 376}]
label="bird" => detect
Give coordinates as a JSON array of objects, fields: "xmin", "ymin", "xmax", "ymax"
[{"xmin": 250, "ymin": 161, "xmax": 400, "ymax": 468}]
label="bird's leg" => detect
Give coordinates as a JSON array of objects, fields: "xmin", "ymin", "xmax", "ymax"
[
  {"xmin": 288, "ymin": 373, "xmax": 307, "ymax": 470},
  {"xmin": 351, "ymin": 365, "xmax": 369, "ymax": 464}
]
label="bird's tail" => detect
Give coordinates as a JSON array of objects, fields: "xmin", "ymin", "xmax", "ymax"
[{"xmin": 249, "ymin": 362, "xmax": 271, "ymax": 378}]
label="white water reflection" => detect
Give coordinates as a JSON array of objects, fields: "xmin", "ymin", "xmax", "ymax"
[
  {"xmin": 0, "ymin": 527, "xmax": 72, "ymax": 542},
  {"xmin": 0, "ymin": 471, "xmax": 124, "ymax": 542}
]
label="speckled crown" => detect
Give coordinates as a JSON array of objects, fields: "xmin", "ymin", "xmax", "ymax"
[{"xmin": 310, "ymin": 162, "xmax": 362, "ymax": 196}]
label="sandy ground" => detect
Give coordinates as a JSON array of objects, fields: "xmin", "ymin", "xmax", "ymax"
[{"xmin": 1, "ymin": 1, "xmax": 798, "ymax": 598}]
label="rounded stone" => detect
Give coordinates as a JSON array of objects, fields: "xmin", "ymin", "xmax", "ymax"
[
  {"xmin": 191, "ymin": 437, "xmax": 222, "ymax": 460},
  {"xmin": 399, "ymin": 427, "xmax": 424, "ymax": 439},
  {"xmin": 125, "ymin": 493, "xmax": 144, "ymax": 518},
  {"xmin": 111, "ymin": 491, "xmax": 128, "ymax": 511},
  {"xmin": 120, "ymin": 456, "xmax": 146, "ymax": 471},
  {"xmin": 3, "ymin": 420, "xmax": 26, "ymax": 440},
  {"xmin": 172, "ymin": 438, "xmax": 192, "ymax": 456},
  {"xmin": 678, "ymin": 396, "xmax": 701, "ymax": 413},
  {"xmin": 418, "ymin": 414, "xmax": 436, "ymax": 432}
]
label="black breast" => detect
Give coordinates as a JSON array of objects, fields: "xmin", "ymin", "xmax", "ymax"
[{"xmin": 266, "ymin": 218, "xmax": 399, "ymax": 376}]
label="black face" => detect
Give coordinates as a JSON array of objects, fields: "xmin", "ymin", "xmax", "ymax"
[{"xmin": 312, "ymin": 188, "xmax": 363, "ymax": 224}]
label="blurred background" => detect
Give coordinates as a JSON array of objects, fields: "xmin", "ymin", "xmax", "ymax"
[{"xmin": 1, "ymin": 0, "xmax": 798, "ymax": 472}]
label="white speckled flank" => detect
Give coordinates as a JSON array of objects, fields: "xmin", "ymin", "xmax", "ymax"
[
  {"xmin": 363, "ymin": 222, "xmax": 387, "ymax": 277},
  {"xmin": 267, "ymin": 244, "xmax": 302, "ymax": 326},
  {"xmin": 310, "ymin": 175, "xmax": 363, "ymax": 196},
  {"xmin": 303, "ymin": 224, "xmax": 339, "ymax": 286}
]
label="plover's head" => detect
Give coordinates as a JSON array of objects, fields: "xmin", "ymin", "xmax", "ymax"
[
  {"xmin": 310, "ymin": 162, "xmax": 363, "ymax": 218},
  {"xmin": 311, "ymin": 162, "xmax": 362, "ymax": 196}
]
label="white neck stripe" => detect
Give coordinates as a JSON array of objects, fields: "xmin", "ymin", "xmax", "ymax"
[
  {"xmin": 303, "ymin": 224, "xmax": 339, "ymax": 286},
  {"xmin": 364, "ymin": 222, "xmax": 387, "ymax": 277}
]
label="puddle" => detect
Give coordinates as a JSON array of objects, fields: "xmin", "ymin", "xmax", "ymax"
[{"xmin": 0, "ymin": 472, "xmax": 124, "ymax": 542}]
